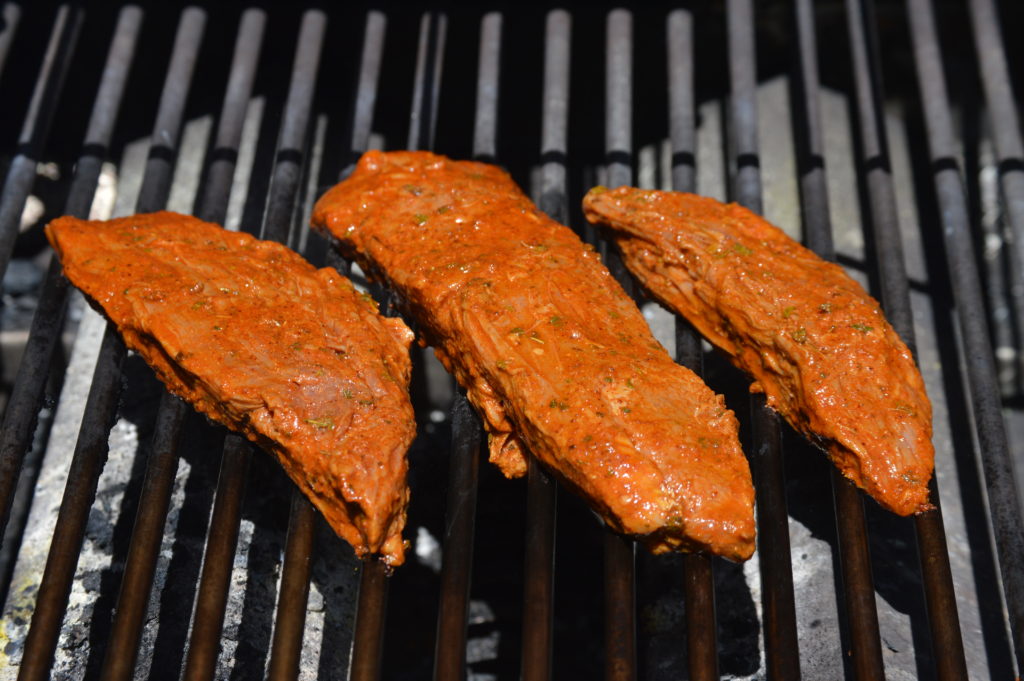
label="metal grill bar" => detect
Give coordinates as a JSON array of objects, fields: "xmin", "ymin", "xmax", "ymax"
[
  {"xmin": 98, "ymin": 10, "xmax": 266, "ymax": 679},
  {"xmin": 182, "ymin": 434, "xmax": 251, "ymax": 680},
  {"xmin": 666, "ymin": 9, "xmax": 720, "ymax": 681},
  {"xmin": 344, "ymin": 12, "xmax": 390, "ymax": 681},
  {"xmin": 967, "ymin": 0, "xmax": 1024, "ymax": 383},
  {"xmin": 434, "ymin": 393, "xmax": 482, "ymax": 681},
  {"xmin": 520, "ymin": 10, "xmax": 569, "ymax": 681},
  {"xmin": 602, "ymin": 10, "xmax": 637, "ymax": 681},
  {"xmin": 197, "ymin": 8, "xmax": 267, "ymax": 226},
  {"xmin": 790, "ymin": 1, "xmax": 886, "ymax": 678},
  {"xmin": 15, "ymin": 10, "xmax": 207, "ymax": 678},
  {"xmin": 0, "ymin": 3, "xmax": 21, "ymax": 80},
  {"xmin": 844, "ymin": 3, "xmax": 976, "ymax": 680},
  {"xmin": 726, "ymin": 2, "xmax": 801, "ymax": 677},
  {"xmin": 839, "ymin": 1, "xmax": 966, "ymax": 675},
  {"xmin": 254, "ymin": 11, "xmax": 328, "ymax": 678},
  {"xmin": 0, "ymin": 3, "xmax": 81, "ymax": 285},
  {"xmin": 910, "ymin": 0, "xmax": 1023, "ymax": 676},
  {"xmin": 473, "ymin": 12, "xmax": 501, "ymax": 162},
  {"xmin": 408, "ymin": 13, "xmax": 446, "ymax": 154},
  {"xmin": 99, "ymin": 392, "xmax": 189, "ymax": 680},
  {"xmin": 0, "ymin": 3, "xmax": 140, "ymax": 550},
  {"xmin": 433, "ymin": 10, "xmax": 488, "ymax": 680},
  {"xmin": 267, "ymin": 495, "xmax": 316, "ymax": 680},
  {"xmin": 350, "ymin": 560, "xmax": 389, "ymax": 681}
]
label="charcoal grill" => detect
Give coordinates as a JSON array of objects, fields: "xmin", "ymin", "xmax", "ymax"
[{"xmin": 0, "ymin": 1, "xmax": 1022, "ymax": 679}]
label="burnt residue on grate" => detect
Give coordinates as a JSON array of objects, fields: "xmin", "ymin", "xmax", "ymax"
[{"xmin": 0, "ymin": 2, "xmax": 1023, "ymax": 680}]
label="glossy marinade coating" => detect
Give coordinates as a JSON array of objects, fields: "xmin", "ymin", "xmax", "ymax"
[
  {"xmin": 46, "ymin": 211, "xmax": 416, "ymax": 566},
  {"xmin": 312, "ymin": 151, "xmax": 755, "ymax": 561},
  {"xmin": 583, "ymin": 187, "xmax": 934, "ymax": 515}
]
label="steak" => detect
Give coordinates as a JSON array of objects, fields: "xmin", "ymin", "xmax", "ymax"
[
  {"xmin": 46, "ymin": 211, "xmax": 416, "ymax": 565},
  {"xmin": 583, "ymin": 187, "xmax": 933, "ymax": 515},
  {"xmin": 312, "ymin": 151, "xmax": 755, "ymax": 561}
]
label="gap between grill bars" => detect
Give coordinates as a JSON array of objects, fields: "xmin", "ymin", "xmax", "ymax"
[{"xmin": 0, "ymin": 2, "xmax": 1020, "ymax": 680}]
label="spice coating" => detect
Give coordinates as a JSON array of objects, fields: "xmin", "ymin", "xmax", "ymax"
[
  {"xmin": 583, "ymin": 187, "xmax": 934, "ymax": 515},
  {"xmin": 46, "ymin": 211, "xmax": 416, "ymax": 566},
  {"xmin": 312, "ymin": 150, "xmax": 755, "ymax": 561}
]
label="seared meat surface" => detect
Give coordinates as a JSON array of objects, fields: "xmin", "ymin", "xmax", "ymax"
[
  {"xmin": 312, "ymin": 151, "xmax": 755, "ymax": 561},
  {"xmin": 46, "ymin": 211, "xmax": 416, "ymax": 565},
  {"xmin": 583, "ymin": 187, "xmax": 933, "ymax": 515}
]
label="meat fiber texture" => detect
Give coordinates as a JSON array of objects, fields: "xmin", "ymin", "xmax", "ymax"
[
  {"xmin": 46, "ymin": 211, "xmax": 416, "ymax": 566},
  {"xmin": 583, "ymin": 187, "xmax": 934, "ymax": 516},
  {"xmin": 312, "ymin": 150, "xmax": 755, "ymax": 561}
]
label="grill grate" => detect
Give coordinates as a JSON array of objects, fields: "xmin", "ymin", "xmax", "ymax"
[{"xmin": 0, "ymin": 2, "xmax": 1021, "ymax": 679}]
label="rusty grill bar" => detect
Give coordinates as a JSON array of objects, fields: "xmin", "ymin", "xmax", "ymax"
[{"xmin": 0, "ymin": 2, "xmax": 1021, "ymax": 679}]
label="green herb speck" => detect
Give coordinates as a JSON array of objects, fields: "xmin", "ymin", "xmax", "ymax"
[
  {"xmin": 413, "ymin": 213, "xmax": 429, "ymax": 225},
  {"xmin": 783, "ymin": 306, "xmax": 796, "ymax": 319},
  {"xmin": 792, "ymin": 327, "xmax": 808, "ymax": 343},
  {"xmin": 851, "ymin": 323, "xmax": 874, "ymax": 333},
  {"xmin": 732, "ymin": 243, "xmax": 754, "ymax": 256},
  {"xmin": 818, "ymin": 303, "xmax": 833, "ymax": 314},
  {"xmin": 305, "ymin": 417, "xmax": 335, "ymax": 430}
]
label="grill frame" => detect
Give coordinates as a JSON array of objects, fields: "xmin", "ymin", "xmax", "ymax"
[{"xmin": 0, "ymin": 1, "xmax": 1020, "ymax": 679}]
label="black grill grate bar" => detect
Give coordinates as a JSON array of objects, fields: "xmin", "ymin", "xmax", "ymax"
[
  {"xmin": 0, "ymin": 3, "xmax": 22, "ymax": 81},
  {"xmin": 99, "ymin": 393, "xmax": 190, "ymax": 680},
  {"xmin": 520, "ymin": 11, "xmax": 569, "ymax": 681},
  {"xmin": 0, "ymin": 4, "xmax": 82, "ymax": 286},
  {"xmin": 0, "ymin": 3, "xmax": 141, "ymax": 555},
  {"xmin": 845, "ymin": 1, "xmax": 973, "ymax": 678},
  {"xmin": 259, "ymin": 10, "xmax": 326, "ymax": 248},
  {"xmin": 268, "ymin": 494, "xmax": 317, "ymax": 680},
  {"xmin": 351, "ymin": 11, "xmax": 387, "ymax": 158},
  {"xmin": 727, "ymin": 1, "xmax": 802, "ymax": 677},
  {"xmin": 254, "ymin": 11, "xmax": 328, "ymax": 678},
  {"xmin": 472, "ymin": 12, "xmax": 502, "ymax": 161},
  {"xmin": 198, "ymin": 8, "xmax": 267, "ymax": 226},
  {"xmin": 666, "ymin": 9, "xmax": 720, "ymax": 681},
  {"xmin": 433, "ymin": 11, "xmax": 488, "ymax": 680},
  {"xmin": 407, "ymin": 13, "xmax": 447, "ymax": 153},
  {"xmin": 182, "ymin": 433, "xmax": 250, "ymax": 681},
  {"xmin": 790, "ymin": 1, "xmax": 886, "ymax": 678},
  {"xmin": 15, "ymin": 9, "xmax": 207, "ymax": 677},
  {"xmin": 98, "ymin": 10, "xmax": 266, "ymax": 679},
  {"xmin": 602, "ymin": 10, "xmax": 638, "ymax": 681},
  {"xmin": 434, "ymin": 394, "xmax": 483, "ymax": 681},
  {"xmin": 967, "ymin": 0, "xmax": 1024, "ymax": 376},
  {"xmin": 135, "ymin": 7, "xmax": 207, "ymax": 215},
  {"xmin": 911, "ymin": 0, "xmax": 1023, "ymax": 676},
  {"xmin": 843, "ymin": 0, "xmax": 913, "ymax": 340},
  {"xmin": 343, "ymin": 13, "xmax": 390, "ymax": 681}
]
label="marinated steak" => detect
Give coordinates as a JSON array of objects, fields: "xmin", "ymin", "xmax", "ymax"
[
  {"xmin": 46, "ymin": 211, "xmax": 416, "ymax": 565},
  {"xmin": 312, "ymin": 151, "xmax": 755, "ymax": 561},
  {"xmin": 583, "ymin": 187, "xmax": 933, "ymax": 515}
]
